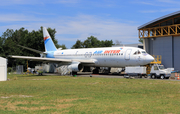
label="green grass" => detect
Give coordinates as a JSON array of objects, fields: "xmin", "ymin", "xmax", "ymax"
[{"xmin": 0, "ymin": 74, "xmax": 179, "ymax": 114}]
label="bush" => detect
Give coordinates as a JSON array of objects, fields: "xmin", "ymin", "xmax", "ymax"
[{"xmin": 7, "ymin": 67, "xmax": 12, "ymax": 72}]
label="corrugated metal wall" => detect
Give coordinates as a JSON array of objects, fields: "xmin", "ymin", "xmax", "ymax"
[
  {"xmin": 144, "ymin": 36, "xmax": 174, "ymax": 69},
  {"xmin": 153, "ymin": 36, "xmax": 173, "ymax": 68}
]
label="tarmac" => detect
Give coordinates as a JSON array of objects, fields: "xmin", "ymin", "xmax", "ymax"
[{"xmin": 43, "ymin": 72, "xmax": 177, "ymax": 80}]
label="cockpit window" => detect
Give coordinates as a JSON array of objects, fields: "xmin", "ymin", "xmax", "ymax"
[
  {"xmin": 138, "ymin": 50, "xmax": 140, "ymax": 54},
  {"xmin": 134, "ymin": 51, "xmax": 137, "ymax": 55},
  {"xmin": 134, "ymin": 50, "xmax": 141, "ymax": 55}
]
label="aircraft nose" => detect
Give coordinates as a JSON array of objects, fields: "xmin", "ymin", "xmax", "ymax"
[{"xmin": 146, "ymin": 55, "xmax": 154, "ymax": 64}]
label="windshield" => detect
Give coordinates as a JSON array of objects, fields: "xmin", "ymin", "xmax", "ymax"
[
  {"xmin": 159, "ymin": 65, "xmax": 164, "ymax": 70},
  {"xmin": 133, "ymin": 50, "xmax": 141, "ymax": 55},
  {"xmin": 141, "ymin": 51, "xmax": 146, "ymax": 54}
]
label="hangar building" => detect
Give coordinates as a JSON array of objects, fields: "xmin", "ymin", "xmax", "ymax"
[{"xmin": 138, "ymin": 11, "xmax": 180, "ymax": 70}]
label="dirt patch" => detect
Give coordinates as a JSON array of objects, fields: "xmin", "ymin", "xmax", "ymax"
[
  {"xmin": 167, "ymin": 95, "xmax": 175, "ymax": 98},
  {"xmin": 0, "ymin": 98, "xmax": 89, "ymax": 111},
  {"xmin": 31, "ymin": 79, "xmax": 49, "ymax": 80},
  {"xmin": 56, "ymin": 104, "xmax": 74, "ymax": 108},
  {"xmin": 1, "ymin": 96, "xmax": 10, "ymax": 99},
  {"xmin": 55, "ymin": 98, "xmax": 88, "ymax": 103},
  {"xmin": 1, "ymin": 95, "xmax": 33, "ymax": 99},
  {"xmin": 0, "ymin": 100, "xmax": 40, "ymax": 111},
  {"xmin": 89, "ymin": 82, "xmax": 99, "ymax": 85}
]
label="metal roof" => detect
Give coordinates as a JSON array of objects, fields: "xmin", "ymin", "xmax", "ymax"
[{"xmin": 138, "ymin": 10, "xmax": 180, "ymax": 29}]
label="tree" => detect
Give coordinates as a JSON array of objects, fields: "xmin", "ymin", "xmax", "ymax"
[
  {"xmin": 71, "ymin": 40, "xmax": 83, "ymax": 49},
  {"xmin": 114, "ymin": 40, "xmax": 121, "ymax": 46},
  {"xmin": 71, "ymin": 36, "xmax": 114, "ymax": 49},
  {"xmin": 83, "ymin": 36, "xmax": 101, "ymax": 48},
  {"xmin": 100, "ymin": 40, "xmax": 114, "ymax": 47},
  {"xmin": 1, "ymin": 27, "xmax": 65, "ymax": 68},
  {"xmin": 0, "ymin": 37, "xmax": 6, "ymax": 57},
  {"xmin": 58, "ymin": 44, "xmax": 67, "ymax": 49},
  {"xmin": 139, "ymin": 38, "xmax": 143, "ymax": 43}
]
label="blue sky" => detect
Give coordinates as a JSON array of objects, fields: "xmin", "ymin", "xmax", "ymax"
[{"xmin": 1, "ymin": 0, "xmax": 180, "ymax": 48}]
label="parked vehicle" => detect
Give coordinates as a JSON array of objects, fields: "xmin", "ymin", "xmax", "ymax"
[
  {"xmin": 124, "ymin": 64, "xmax": 173, "ymax": 79},
  {"xmin": 150, "ymin": 64, "xmax": 173, "ymax": 79},
  {"xmin": 124, "ymin": 66, "xmax": 147, "ymax": 78}
]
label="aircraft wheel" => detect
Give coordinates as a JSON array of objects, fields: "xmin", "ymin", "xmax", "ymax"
[
  {"xmin": 93, "ymin": 69, "xmax": 99, "ymax": 74},
  {"xmin": 144, "ymin": 75, "xmax": 148, "ymax": 78},
  {"xmin": 139, "ymin": 75, "xmax": 142, "ymax": 78},
  {"xmin": 72, "ymin": 72, "xmax": 77, "ymax": 75}
]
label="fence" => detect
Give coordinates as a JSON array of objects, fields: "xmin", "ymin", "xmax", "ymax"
[{"xmin": 16, "ymin": 65, "xmax": 23, "ymax": 74}]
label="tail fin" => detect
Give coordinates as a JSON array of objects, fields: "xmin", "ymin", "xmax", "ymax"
[{"xmin": 43, "ymin": 27, "xmax": 57, "ymax": 52}]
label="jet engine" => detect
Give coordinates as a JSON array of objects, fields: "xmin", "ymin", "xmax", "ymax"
[{"xmin": 67, "ymin": 62, "xmax": 83, "ymax": 72}]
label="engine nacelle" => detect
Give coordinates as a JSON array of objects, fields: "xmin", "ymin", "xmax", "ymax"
[{"xmin": 68, "ymin": 63, "xmax": 83, "ymax": 72}]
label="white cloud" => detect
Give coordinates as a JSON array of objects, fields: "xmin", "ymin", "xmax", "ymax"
[
  {"xmin": 0, "ymin": 0, "xmax": 36, "ymax": 5},
  {"xmin": 0, "ymin": 14, "xmax": 139, "ymax": 47},
  {"xmin": 53, "ymin": 15, "xmax": 138, "ymax": 44},
  {"xmin": 140, "ymin": 8, "xmax": 180, "ymax": 13},
  {"xmin": 57, "ymin": 0, "xmax": 80, "ymax": 4},
  {"xmin": 138, "ymin": 1, "xmax": 158, "ymax": 6},
  {"xmin": 136, "ymin": 0, "xmax": 180, "ymax": 7},
  {"xmin": 0, "ymin": 0, "xmax": 79, "ymax": 6},
  {"xmin": 0, "ymin": 14, "xmax": 42, "ymax": 22},
  {"xmin": 158, "ymin": 0, "xmax": 180, "ymax": 4}
]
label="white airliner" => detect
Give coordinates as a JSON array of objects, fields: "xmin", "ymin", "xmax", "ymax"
[{"xmin": 10, "ymin": 27, "xmax": 154, "ymax": 74}]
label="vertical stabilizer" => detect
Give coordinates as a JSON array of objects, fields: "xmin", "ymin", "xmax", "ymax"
[{"xmin": 43, "ymin": 27, "xmax": 57, "ymax": 52}]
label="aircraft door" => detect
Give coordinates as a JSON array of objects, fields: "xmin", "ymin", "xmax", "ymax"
[{"xmin": 125, "ymin": 49, "xmax": 132, "ymax": 60}]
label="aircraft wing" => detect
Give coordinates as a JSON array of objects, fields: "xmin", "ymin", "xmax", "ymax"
[{"xmin": 9, "ymin": 55, "xmax": 95, "ymax": 64}]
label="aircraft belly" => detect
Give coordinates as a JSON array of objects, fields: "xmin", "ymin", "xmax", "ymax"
[{"xmin": 94, "ymin": 57, "xmax": 124, "ymax": 67}]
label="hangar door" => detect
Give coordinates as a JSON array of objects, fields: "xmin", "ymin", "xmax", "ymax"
[
  {"xmin": 151, "ymin": 36, "xmax": 173, "ymax": 68},
  {"xmin": 174, "ymin": 36, "xmax": 180, "ymax": 70}
]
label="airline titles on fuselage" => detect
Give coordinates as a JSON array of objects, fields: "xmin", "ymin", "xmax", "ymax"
[{"xmin": 60, "ymin": 48, "xmax": 123, "ymax": 55}]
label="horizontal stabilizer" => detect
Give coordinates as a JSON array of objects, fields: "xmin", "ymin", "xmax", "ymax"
[{"xmin": 17, "ymin": 45, "xmax": 44, "ymax": 54}]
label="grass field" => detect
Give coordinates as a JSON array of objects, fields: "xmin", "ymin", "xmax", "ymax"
[{"xmin": 0, "ymin": 74, "xmax": 180, "ymax": 114}]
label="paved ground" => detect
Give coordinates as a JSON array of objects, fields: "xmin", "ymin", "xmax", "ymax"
[
  {"xmin": 42, "ymin": 72, "xmax": 180, "ymax": 81},
  {"xmin": 44, "ymin": 72, "xmax": 148, "ymax": 79},
  {"xmin": 44, "ymin": 72, "xmax": 175, "ymax": 80}
]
